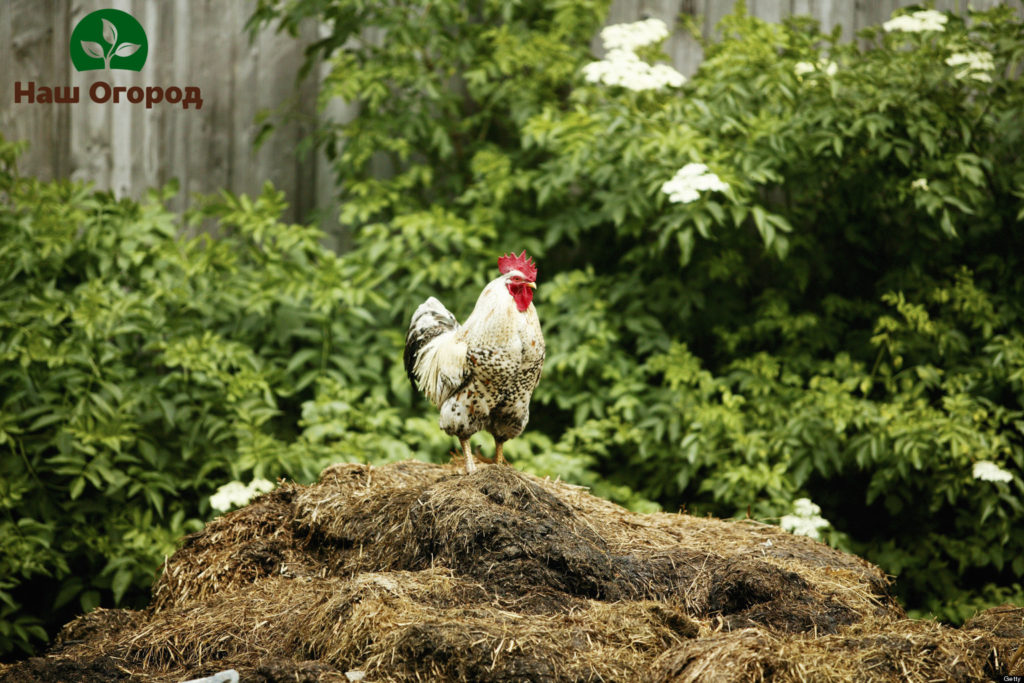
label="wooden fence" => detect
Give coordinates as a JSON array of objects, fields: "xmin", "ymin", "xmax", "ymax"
[{"xmin": 2, "ymin": 0, "xmax": 1020, "ymax": 230}]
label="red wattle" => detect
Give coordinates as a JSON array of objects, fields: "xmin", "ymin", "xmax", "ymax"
[{"xmin": 508, "ymin": 283, "xmax": 534, "ymax": 312}]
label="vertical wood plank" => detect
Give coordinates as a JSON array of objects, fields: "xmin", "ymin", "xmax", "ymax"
[
  {"xmin": 791, "ymin": 0, "xmax": 813, "ymax": 18},
  {"xmin": 750, "ymin": 0, "xmax": 787, "ymax": 26},
  {"xmin": 190, "ymin": 0, "xmax": 231, "ymax": 207},
  {"xmin": 290, "ymin": 21, "xmax": 322, "ymax": 224},
  {"xmin": 316, "ymin": 20, "xmax": 357, "ymax": 249},
  {"xmin": 68, "ymin": 0, "xmax": 111, "ymax": 189},
  {"xmin": 168, "ymin": 0, "xmax": 192, "ymax": 215},
  {"xmin": 704, "ymin": 0, "xmax": 737, "ymax": 39},
  {"xmin": 108, "ymin": 0, "xmax": 135, "ymax": 198},
  {"xmin": 0, "ymin": 1, "xmax": 11, "ymax": 141},
  {"xmin": 250, "ymin": 12, "xmax": 314, "ymax": 222},
  {"xmin": 231, "ymin": 0, "xmax": 258, "ymax": 207},
  {"xmin": 0, "ymin": 1, "xmax": 10, "ymax": 112},
  {"xmin": 138, "ymin": 0, "xmax": 167, "ymax": 195},
  {"xmin": 673, "ymin": 2, "xmax": 706, "ymax": 77},
  {"xmin": 4, "ymin": 0, "xmax": 66, "ymax": 181},
  {"xmin": 853, "ymin": 0, "xmax": 873, "ymax": 35},
  {"xmin": 50, "ymin": 0, "xmax": 72, "ymax": 179},
  {"xmin": 816, "ymin": 0, "xmax": 851, "ymax": 39}
]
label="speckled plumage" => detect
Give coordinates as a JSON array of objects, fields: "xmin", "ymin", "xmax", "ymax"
[{"xmin": 404, "ymin": 265, "xmax": 545, "ymax": 472}]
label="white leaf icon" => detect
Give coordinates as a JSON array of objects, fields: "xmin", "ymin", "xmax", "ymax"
[
  {"xmin": 101, "ymin": 18, "xmax": 117, "ymax": 46},
  {"xmin": 81, "ymin": 41, "xmax": 105, "ymax": 59},
  {"xmin": 114, "ymin": 42, "xmax": 140, "ymax": 57}
]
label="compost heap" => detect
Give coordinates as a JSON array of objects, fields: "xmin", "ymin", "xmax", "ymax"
[{"xmin": 3, "ymin": 461, "xmax": 1022, "ymax": 682}]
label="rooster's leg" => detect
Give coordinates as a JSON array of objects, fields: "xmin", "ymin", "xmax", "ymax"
[
  {"xmin": 494, "ymin": 440, "xmax": 507, "ymax": 465},
  {"xmin": 461, "ymin": 438, "xmax": 477, "ymax": 474}
]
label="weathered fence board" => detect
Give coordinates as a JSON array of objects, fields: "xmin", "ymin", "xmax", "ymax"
[{"xmin": 2, "ymin": 0, "xmax": 1021, "ymax": 229}]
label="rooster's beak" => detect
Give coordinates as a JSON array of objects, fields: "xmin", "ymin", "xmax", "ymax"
[{"xmin": 527, "ymin": 281, "xmax": 537, "ymax": 290}]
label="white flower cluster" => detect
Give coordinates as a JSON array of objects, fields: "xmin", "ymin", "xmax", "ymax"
[
  {"xmin": 210, "ymin": 478, "xmax": 276, "ymax": 512},
  {"xmin": 582, "ymin": 18, "xmax": 686, "ymax": 91},
  {"xmin": 661, "ymin": 162, "xmax": 729, "ymax": 203},
  {"xmin": 600, "ymin": 17, "xmax": 669, "ymax": 52},
  {"xmin": 794, "ymin": 59, "xmax": 838, "ymax": 78},
  {"xmin": 946, "ymin": 51, "xmax": 995, "ymax": 82},
  {"xmin": 583, "ymin": 52, "xmax": 686, "ymax": 90},
  {"xmin": 780, "ymin": 498, "xmax": 831, "ymax": 540},
  {"xmin": 882, "ymin": 9, "xmax": 948, "ymax": 33},
  {"xmin": 973, "ymin": 461, "xmax": 1013, "ymax": 483}
]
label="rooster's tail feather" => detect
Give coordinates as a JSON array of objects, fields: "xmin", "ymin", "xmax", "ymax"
[{"xmin": 404, "ymin": 297, "xmax": 468, "ymax": 406}]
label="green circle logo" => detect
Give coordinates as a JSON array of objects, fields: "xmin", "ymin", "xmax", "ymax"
[{"xmin": 69, "ymin": 9, "xmax": 148, "ymax": 72}]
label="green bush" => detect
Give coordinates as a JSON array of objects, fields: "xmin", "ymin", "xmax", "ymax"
[
  {"xmin": 251, "ymin": 0, "xmax": 1024, "ymax": 623},
  {"xmin": 0, "ymin": 148, "xmax": 336, "ymax": 654}
]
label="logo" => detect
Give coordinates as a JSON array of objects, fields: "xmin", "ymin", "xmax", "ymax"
[
  {"xmin": 69, "ymin": 9, "xmax": 148, "ymax": 72},
  {"xmin": 16, "ymin": 8, "xmax": 202, "ymax": 109}
]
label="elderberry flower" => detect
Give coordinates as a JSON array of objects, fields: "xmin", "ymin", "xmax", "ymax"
[
  {"xmin": 946, "ymin": 51, "xmax": 995, "ymax": 82},
  {"xmin": 972, "ymin": 461, "xmax": 1013, "ymax": 483},
  {"xmin": 661, "ymin": 163, "xmax": 729, "ymax": 204},
  {"xmin": 599, "ymin": 17, "xmax": 670, "ymax": 52},
  {"xmin": 780, "ymin": 498, "xmax": 831, "ymax": 540},
  {"xmin": 794, "ymin": 60, "xmax": 838, "ymax": 78},
  {"xmin": 582, "ymin": 19, "xmax": 686, "ymax": 91},
  {"xmin": 794, "ymin": 61, "xmax": 816, "ymax": 76},
  {"xmin": 210, "ymin": 478, "xmax": 276, "ymax": 512},
  {"xmin": 883, "ymin": 9, "xmax": 947, "ymax": 33}
]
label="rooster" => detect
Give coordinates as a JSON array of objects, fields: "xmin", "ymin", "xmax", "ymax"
[{"xmin": 404, "ymin": 251, "xmax": 545, "ymax": 473}]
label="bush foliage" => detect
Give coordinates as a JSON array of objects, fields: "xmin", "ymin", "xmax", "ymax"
[
  {"xmin": 250, "ymin": 0, "xmax": 1024, "ymax": 621},
  {"xmin": 2, "ymin": 0, "xmax": 1023, "ymax": 657}
]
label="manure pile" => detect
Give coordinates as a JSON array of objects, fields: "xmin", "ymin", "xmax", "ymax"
[{"xmin": 3, "ymin": 461, "xmax": 1021, "ymax": 682}]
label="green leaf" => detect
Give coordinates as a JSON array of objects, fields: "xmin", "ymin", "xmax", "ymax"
[
  {"xmin": 677, "ymin": 229, "xmax": 695, "ymax": 266},
  {"xmin": 111, "ymin": 568, "xmax": 133, "ymax": 605},
  {"xmin": 751, "ymin": 205, "xmax": 774, "ymax": 247},
  {"xmin": 28, "ymin": 412, "xmax": 66, "ymax": 431},
  {"xmin": 80, "ymin": 591, "xmax": 101, "ymax": 613},
  {"xmin": 53, "ymin": 579, "xmax": 84, "ymax": 610},
  {"xmin": 940, "ymin": 210, "xmax": 957, "ymax": 238}
]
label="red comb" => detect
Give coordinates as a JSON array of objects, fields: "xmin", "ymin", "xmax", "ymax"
[{"xmin": 498, "ymin": 250, "xmax": 537, "ymax": 281}]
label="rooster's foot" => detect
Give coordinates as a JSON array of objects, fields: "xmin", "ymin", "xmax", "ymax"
[{"xmin": 449, "ymin": 449, "xmax": 490, "ymax": 468}]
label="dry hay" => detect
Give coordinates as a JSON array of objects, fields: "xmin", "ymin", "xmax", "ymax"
[
  {"xmin": 2, "ymin": 460, "xmax": 1021, "ymax": 682},
  {"xmin": 963, "ymin": 604, "xmax": 1024, "ymax": 674},
  {"xmin": 654, "ymin": 618, "xmax": 999, "ymax": 682}
]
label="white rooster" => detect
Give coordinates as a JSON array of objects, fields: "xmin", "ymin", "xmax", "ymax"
[{"xmin": 404, "ymin": 251, "xmax": 545, "ymax": 473}]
